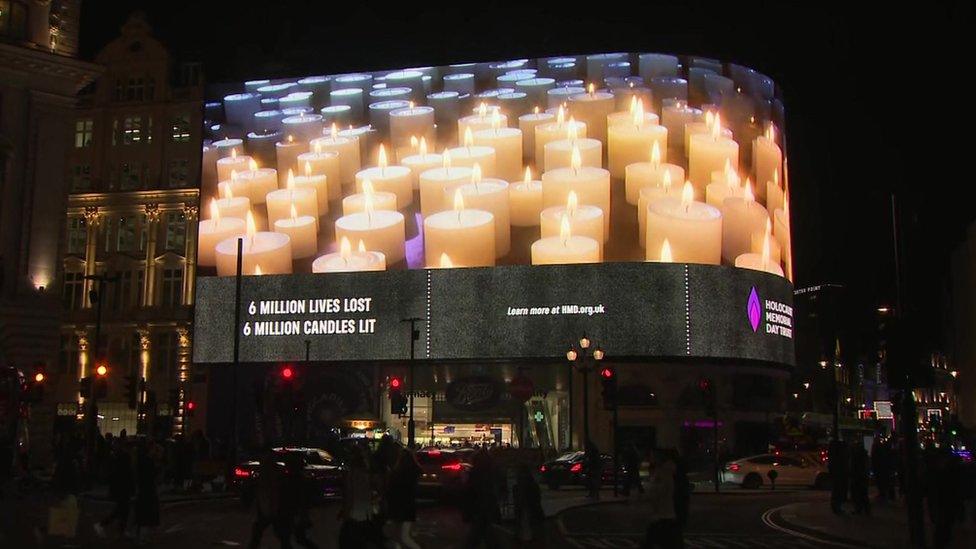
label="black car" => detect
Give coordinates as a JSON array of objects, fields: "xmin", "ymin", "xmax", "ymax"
[
  {"xmin": 232, "ymin": 447, "xmax": 345, "ymax": 502},
  {"xmin": 539, "ymin": 451, "xmax": 627, "ymax": 489}
]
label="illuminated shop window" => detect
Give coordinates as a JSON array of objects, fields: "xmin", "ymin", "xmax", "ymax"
[
  {"xmin": 122, "ymin": 116, "xmax": 143, "ymax": 145},
  {"xmin": 74, "ymin": 119, "xmax": 93, "ymax": 148},
  {"xmin": 171, "ymin": 115, "xmax": 191, "ymax": 142}
]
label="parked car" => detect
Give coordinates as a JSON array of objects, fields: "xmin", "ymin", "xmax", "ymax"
[
  {"xmin": 721, "ymin": 453, "xmax": 830, "ymax": 489},
  {"xmin": 539, "ymin": 451, "xmax": 627, "ymax": 489},
  {"xmin": 415, "ymin": 447, "xmax": 472, "ymax": 496},
  {"xmin": 232, "ymin": 447, "xmax": 345, "ymax": 502}
]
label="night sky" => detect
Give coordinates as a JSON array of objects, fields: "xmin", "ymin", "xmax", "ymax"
[{"xmin": 78, "ymin": 1, "xmax": 970, "ymax": 355}]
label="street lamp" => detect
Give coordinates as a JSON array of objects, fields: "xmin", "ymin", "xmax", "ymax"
[{"xmin": 566, "ymin": 335, "xmax": 604, "ymax": 447}]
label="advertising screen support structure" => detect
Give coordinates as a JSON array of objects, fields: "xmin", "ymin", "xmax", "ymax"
[{"xmin": 403, "ymin": 316, "xmax": 425, "ymax": 449}]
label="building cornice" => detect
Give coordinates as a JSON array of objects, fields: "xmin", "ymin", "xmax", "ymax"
[
  {"xmin": 67, "ymin": 188, "xmax": 200, "ymax": 210},
  {"xmin": 0, "ymin": 42, "xmax": 103, "ymax": 94}
]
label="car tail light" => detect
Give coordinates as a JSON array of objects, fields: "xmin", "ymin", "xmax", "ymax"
[
  {"xmin": 725, "ymin": 463, "xmax": 740, "ymax": 472},
  {"xmin": 234, "ymin": 467, "xmax": 251, "ymax": 478},
  {"xmin": 441, "ymin": 462, "xmax": 463, "ymax": 472},
  {"xmin": 539, "ymin": 465, "xmax": 547, "ymax": 473},
  {"xmin": 570, "ymin": 463, "xmax": 582, "ymax": 473}
]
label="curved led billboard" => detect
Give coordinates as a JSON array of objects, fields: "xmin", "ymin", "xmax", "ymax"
[{"xmin": 193, "ymin": 53, "xmax": 794, "ymax": 366}]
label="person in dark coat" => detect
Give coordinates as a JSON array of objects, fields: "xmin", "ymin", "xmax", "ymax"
[
  {"xmin": 871, "ymin": 437, "xmax": 893, "ymax": 502},
  {"xmin": 134, "ymin": 440, "xmax": 161, "ymax": 542},
  {"xmin": 584, "ymin": 441, "xmax": 603, "ymax": 500},
  {"xmin": 282, "ymin": 452, "xmax": 317, "ymax": 548},
  {"xmin": 828, "ymin": 439, "xmax": 849, "ymax": 514},
  {"xmin": 385, "ymin": 448, "xmax": 421, "ymax": 549},
  {"xmin": 248, "ymin": 451, "xmax": 292, "ymax": 549},
  {"xmin": 670, "ymin": 448, "xmax": 690, "ymax": 546},
  {"xmin": 94, "ymin": 439, "xmax": 134, "ymax": 538},
  {"xmin": 464, "ymin": 448, "xmax": 502, "ymax": 548},
  {"xmin": 850, "ymin": 445, "xmax": 871, "ymax": 516},
  {"xmin": 623, "ymin": 443, "xmax": 644, "ymax": 497},
  {"xmin": 513, "ymin": 463, "xmax": 545, "ymax": 546}
]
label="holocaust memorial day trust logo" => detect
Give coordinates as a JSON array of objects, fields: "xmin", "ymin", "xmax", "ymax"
[{"xmin": 747, "ymin": 287, "xmax": 794, "ymax": 338}]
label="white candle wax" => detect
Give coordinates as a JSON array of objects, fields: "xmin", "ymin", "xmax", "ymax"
[
  {"xmin": 215, "ymin": 232, "xmax": 293, "ymax": 276},
  {"xmin": 535, "ymin": 120, "xmax": 587, "ymax": 165},
  {"xmin": 236, "ymin": 168, "xmax": 278, "ymax": 205},
  {"xmin": 638, "ymin": 183, "xmax": 682, "ymax": 247},
  {"xmin": 541, "ymin": 166, "xmax": 611, "ymax": 235},
  {"xmin": 721, "ymin": 196, "xmax": 769, "ymax": 264},
  {"xmin": 213, "ymin": 138, "xmax": 244, "ymax": 158},
  {"xmin": 684, "ymin": 122, "xmax": 733, "ymax": 157},
  {"xmin": 544, "ymin": 138, "xmax": 602, "ymax": 172},
  {"xmin": 309, "ymin": 135, "xmax": 361, "ymax": 188},
  {"xmin": 645, "ymin": 196, "xmax": 723, "ymax": 265},
  {"xmin": 661, "ymin": 103, "xmax": 702, "ymax": 150},
  {"xmin": 531, "ymin": 234, "xmax": 600, "ymax": 265},
  {"xmin": 275, "ymin": 138, "xmax": 308, "ymax": 186},
  {"xmin": 518, "ymin": 111, "xmax": 555, "ymax": 162},
  {"xmin": 216, "ymin": 153, "xmax": 251, "ymax": 183},
  {"xmin": 401, "ymin": 152, "xmax": 443, "ymax": 191},
  {"xmin": 751, "ymin": 232, "xmax": 782, "ymax": 264},
  {"xmin": 342, "ymin": 190, "xmax": 397, "ymax": 215},
  {"xmin": 458, "ymin": 112, "xmax": 508, "ymax": 137},
  {"xmin": 266, "ymin": 187, "xmax": 318, "ymax": 228},
  {"xmin": 510, "ymin": 178, "xmax": 543, "ymax": 227},
  {"xmin": 608, "ymin": 124, "xmax": 668, "ymax": 179},
  {"xmin": 767, "ymin": 180, "xmax": 785, "ymax": 214},
  {"xmin": 198, "ymin": 217, "xmax": 246, "ymax": 267},
  {"xmin": 445, "ymin": 145, "xmax": 497, "ymax": 177},
  {"xmin": 274, "ymin": 215, "xmax": 318, "ymax": 259},
  {"xmin": 705, "ymin": 179, "xmax": 744, "ymax": 208},
  {"xmin": 568, "ymin": 89, "xmax": 616, "ymax": 144},
  {"xmin": 424, "ymin": 209, "xmax": 496, "ymax": 267},
  {"xmin": 473, "ymin": 127, "xmax": 523, "ymax": 182},
  {"xmin": 390, "ymin": 106, "xmax": 436, "ymax": 148},
  {"xmin": 215, "ymin": 196, "xmax": 250, "ymax": 220},
  {"xmin": 541, "ymin": 203, "xmax": 605, "ymax": 246},
  {"xmin": 313, "ymin": 249, "xmax": 386, "ymax": 273},
  {"xmin": 334, "ymin": 210, "xmax": 406, "ymax": 265},
  {"xmin": 752, "ymin": 135, "xmax": 782, "ymax": 203},
  {"xmin": 735, "ymin": 253, "xmax": 784, "ymax": 276},
  {"xmin": 624, "ymin": 162, "xmax": 684, "ymax": 205},
  {"xmin": 293, "ymin": 172, "xmax": 329, "ymax": 214},
  {"xmin": 419, "ymin": 166, "xmax": 473, "ymax": 217},
  {"xmin": 689, "ymin": 133, "xmax": 739, "ymax": 194},
  {"xmin": 453, "ymin": 180, "xmax": 511, "ymax": 257},
  {"xmin": 607, "ymin": 111, "xmax": 659, "ymax": 128},
  {"xmin": 296, "ymin": 150, "xmax": 340, "ymax": 201},
  {"xmin": 355, "ymin": 166, "xmax": 413, "ymax": 208}
]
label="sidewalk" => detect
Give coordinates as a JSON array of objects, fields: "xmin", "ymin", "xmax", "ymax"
[
  {"xmin": 539, "ymin": 485, "xmax": 625, "ymax": 517},
  {"xmin": 772, "ymin": 498, "xmax": 976, "ymax": 549},
  {"xmin": 80, "ymin": 483, "xmax": 236, "ymax": 504}
]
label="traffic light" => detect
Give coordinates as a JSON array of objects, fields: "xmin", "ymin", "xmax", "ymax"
[
  {"xmin": 599, "ymin": 366, "xmax": 617, "ymax": 409},
  {"xmin": 389, "ymin": 376, "xmax": 407, "ymax": 415},
  {"xmin": 698, "ymin": 377, "xmax": 716, "ymax": 415},
  {"xmin": 185, "ymin": 400, "xmax": 196, "ymax": 417},
  {"xmin": 125, "ymin": 375, "xmax": 140, "ymax": 410},
  {"xmin": 94, "ymin": 363, "xmax": 109, "ymax": 399},
  {"xmin": 280, "ymin": 365, "xmax": 294, "ymax": 380}
]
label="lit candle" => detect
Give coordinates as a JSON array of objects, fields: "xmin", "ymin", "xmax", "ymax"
[
  {"xmin": 354, "ymin": 144, "xmax": 413, "ymax": 208},
  {"xmin": 608, "ymin": 100, "xmax": 669, "ymax": 179},
  {"xmin": 235, "ymin": 159, "xmax": 278, "ymax": 205},
  {"xmin": 275, "ymin": 134, "xmax": 308, "ymax": 187},
  {"xmin": 541, "ymin": 146, "xmax": 611, "ymax": 235},
  {"xmin": 214, "ymin": 185, "xmax": 250, "ymax": 220},
  {"xmin": 518, "ymin": 107, "xmax": 555, "ymax": 163},
  {"xmin": 652, "ymin": 238, "xmax": 674, "ymax": 263},
  {"xmin": 215, "ymin": 212, "xmax": 293, "ymax": 275},
  {"xmin": 473, "ymin": 110, "xmax": 523, "ymax": 182},
  {"xmin": 447, "ymin": 127, "xmax": 497, "ymax": 177},
  {"xmin": 646, "ymin": 182, "xmax": 722, "ymax": 265},
  {"xmin": 418, "ymin": 150, "xmax": 474, "ymax": 217},
  {"xmin": 390, "ymin": 105, "xmax": 435, "ymax": 149},
  {"xmin": 750, "ymin": 219, "xmax": 782, "ymax": 264},
  {"xmin": 296, "ymin": 143, "xmax": 341, "ymax": 201},
  {"xmin": 458, "ymin": 103, "xmax": 508, "ymax": 137},
  {"xmin": 661, "ymin": 100, "xmax": 701, "ymax": 150},
  {"xmin": 342, "ymin": 178, "xmax": 397, "ymax": 215},
  {"xmin": 423, "ymin": 189, "xmax": 496, "ymax": 267},
  {"xmin": 266, "ymin": 170, "xmax": 319, "ymax": 228},
  {"xmin": 637, "ymin": 174, "xmax": 682, "ymax": 247},
  {"xmin": 312, "ymin": 237, "xmax": 386, "ymax": 273},
  {"xmin": 293, "ymin": 161, "xmax": 330, "ymax": 214},
  {"xmin": 684, "ymin": 110, "xmax": 733, "ymax": 156},
  {"xmin": 534, "ymin": 106, "xmax": 587, "ymax": 163},
  {"xmin": 766, "ymin": 168, "xmax": 784, "ymax": 213},
  {"xmin": 198, "ymin": 199, "xmax": 246, "ymax": 267},
  {"xmin": 274, "ymin": 204, "xmax": 318, "ymax": 259},
  {"xmin": 451, "ymin": 165, "xmax": 511, "ymax": 257},
  {"xmin": 281, "ymin": 113, "xmax": 323, "ymax": 143},
  {"xmin": 752, "ymin": 123, "xmax": 782, "ymax": 204},
  {"xmin": 705, "ymin": 161, "xmax": 745, "ymax": 208},
  {"xmin": 334, "ymin": 196, "xmax": 406, "ymax": 264},
  {"xmin": 309, "ymin": 124, "xmax": 361, "ymax": 188},
  {"xmin": 624, "ymin": 141, "xmax": 684, "ymax": 205},
  {"xmin": 510, "ymin": 167, "xmax": 543, "ymax": 227},
  {"xmin": 531, "ymin": 213, "xmax": 600, "ymax": 265},
  {"xmin": 218, "ymin": 169, "xmax": 249, "ymax": 201},
  {"xmin": 216, "ymin": 148, "xmax": 251, "ymax": 183},
  {"xmin": 735, "ymin": 231, "xmax": 784, "ymax": 276},
  {"xmin": 773, "ymin": 188, "xmax": 791, "ymax": 253},
  {"xmin": 568, "ymin": 83, "xmax": 616, "ymax": 145},
  {"xmin": 688, "ymin": 114, "xmax": 739, "ymax": 195},
  {"xmin": 400, "ymin": 137, "xmax": 443, "ymax": 191},
  {"xmin": 544, "ymin": 118, "xmax": 602, "ymax": 172},
  {"xmin": 607, "ymin": 97, "xmax": 660, "ymax": 128},
  {"xmin": 721, "ymin": 181, "xmax": 769, "ymax": 264},
  {"xmin": 541, "ymin": 190, "xmax": 605, "ymax": 251}
]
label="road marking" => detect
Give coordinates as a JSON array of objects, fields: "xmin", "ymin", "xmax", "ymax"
[{"xmin": 761, "ymin": 505, "xmax": 864, "ymax": 548}]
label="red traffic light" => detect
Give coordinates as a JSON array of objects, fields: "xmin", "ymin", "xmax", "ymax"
[
  {"xmin": 698, "ymin": 377, "xmax": 711, "ymax": 391},
  {"xmin": 390, "ymin": 377, "xmax": 402, "ymax": 389},
  {"xmin": 280, "ymin": 366, "xmax": 294, "ymax": 380},
  {"xmin": 95, "ymin": 364, "xmax": 108, "ymax": 377},
  {"xmin": 186, "ymin": 401, "xmax": 196, "ymax": 411},
  {"xmin": 600, "ymin": 367, "xmax": 614, "ymax": 379}
]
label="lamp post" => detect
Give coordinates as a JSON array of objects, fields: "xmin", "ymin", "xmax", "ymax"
[{"xmin": 566, "ymin": 335, "xmax": 604, "ymax": 448}]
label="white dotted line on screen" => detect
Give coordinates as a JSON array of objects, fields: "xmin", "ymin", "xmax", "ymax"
[
  {"xmin": 425, "ymin": 269, "xmax": 432, "ymax": 358},
  {"xmin": 685, "ymin": 265, "xmax": 691, "ymax": 355}
]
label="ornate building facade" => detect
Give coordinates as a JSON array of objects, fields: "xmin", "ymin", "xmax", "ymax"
[
  {"xmin": 1, "ymin": 1, "xmax": 100, "ymax": 463},
  {"xmin": 57, "ymin": 13, "xmax": 203, "ymax": 442}
]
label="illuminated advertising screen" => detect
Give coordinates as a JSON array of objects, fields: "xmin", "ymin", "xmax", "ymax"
[{"xmin": 193, "ymin": 53, "xmax": 795, "ymax": 366}]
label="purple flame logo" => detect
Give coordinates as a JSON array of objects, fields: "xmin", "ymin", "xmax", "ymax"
[{"xmin": 747, "ymin": 287, "xmax": 762, "ymax": 332}]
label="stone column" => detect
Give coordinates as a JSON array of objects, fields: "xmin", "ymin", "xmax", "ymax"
[
  {"xmin": 82, "ymin": 206, "xmax": 100, "ymax": 306},
  {"xmin": 28, "ymin": 1, "xmax": 53, "ymax": 50},
  {"xmin": 182, "ymin": 205, "xmax": 199, "ymax": 305},
  {"xmin": 142, "ymin": 204, "xmax": 160, "ymax": 306},
  {"xmin": 76, "ymin": 331, "xmax": 89, "ymax": 403},
  {"xmin": 175, "ymin": 327, "xmax": 192, "ymax": 435}
]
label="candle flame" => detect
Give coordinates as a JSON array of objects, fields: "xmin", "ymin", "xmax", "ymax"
[
  {"xmin": 710, "ymin": 113, "xmax": 722, "ymax": 140},
  {"xmin": 772, "ymin": 168, "xmax": 780, "ymax": 188},
  {"xmin": 557, "ymin": 105, "xmax": 566, "ymax": 125},
  {"xmin": 567, "ymin": 191, "xmax": 579, "ymax": 217},
  {"xmin": 440, "ymin": 253, "xmax": 453, "ymax": 268},
  {"xmin": 410, "ymin": 135, "xmax": 418, "ymax": 150},
  {"xmin": 744, "ymin": 179, "xmax": 755, "ymax": 203},
  {"xmin": 662, "ymin": 170, "xmax": 673, "ymax": 190},
  {"xmin": 783, "ymin": 187, "xmax": 790, "ymax": 219},
  {"xmin": 570, "ymin": 145, "xmax": 582, "ymax": 172},
  {"xmin": 249, "ymin": 158, "xmax": 258, "ymax": 171},
  {"xmin": 660, "ymin": 239, "xmax": 673, "ymax": 262},
  {"xmin": 408, "ymin": 101, "xmax": 415, "ymax": 109},
  {"xmin": 287, "ymin": 134, "xmax": 294, "ymax": 143},
  {"xmin": 358, "ymin": 240, "xmax": 367, "ymax": 253},
  {"xmin": 231, "ymin": 148, "xmax": 238, "ymax": 159},
  {"xmin": 524, "ymin": 166, "xmax": 532, "ymax": 183},
  {"xmin": 650, "ymin": 141, "xmax": 661, "ymax": 166},
  {"xmin": 330, "ymin": 123, "xmax": 338, "ymax": 139},
  {"xmin": 761, "ymin": 232, "xmax": 771, "ymax": 266},
  {"xmin": 304, "ymin": 161, "xmax": 312, "ymax": 177},
  {"xmin": 559, "ymin": 213, "xmax": 572, "ymax": 244},
  {"xmin": 340, "ymin": 236, "xmax": 351, "ymax": 260},
  {"xmin": 567, "ymin": 117, "xmax": 579, "ymax": 141},
  {"xmin": 471, "ymin": 163, "xmax": 482, "ymax": 185},
  {"xmin": 463, "ymin": 127, "xmax": 474, "ymax": 147},
  {"xmin": 726, "ymin": 161, "xmax": 740, "ymax": 188},
  {"xmin": 362, "ymin": 178, "xmax": 375, "ymax": 196},
  {"xmin": 226, "ymin": 185, "xmax": 234, "ymax": 199},
  {"xmin": 290, "ymin": 203, "xmax": 298, "ymax": 222},
  {"xmin": 364, "ymin": 190, "xmax": 375, "ymax": 217},
  {"xmin": 478, "ymin": 102, "xmax": 487, "ymax": 118},
  {"xmin": 378, "ymin": 144, "xmax": 388, "ymax": 168},
  {"xmin": 533, "ymin": 106, "xmax": 540, "ymax": 115},
  {"xmin": 587, "ymin": 83, "xmax": 595, "ymax": 95},
  {"xmin": 632, "ymin": 98, "xmax": 645, "ymax": 127},
  {"xmin": 314, "ymin": 141, "xmax": 322, "ymax": 154},
  {"xmin": 765, "ymin": 123, "xmax": 776, "ymax": 142},
  {"xmin": 629, "ymin": 95, "xmax": 638, "ymax": 114},
  {"xmin": 491, "ymin": 109, "xmax": 501, "ymax": 130},
  {"xmin": 442, "ymin": 148, "xmax": 452, "ymax": 169},
  {"xmin": 704, "ymin": 110, "xmax": 715, "ymax": 129},
  {"xmin": 681, "ymin": 181, "xmax": 694, "ymax": 207},
  {"xmin": 231, "ymin": 169, "xmax": 238, "ymax": 183},
  {"xmin": 287, "ymin": 169, "xmax": 295, "ymax": 190},
  {"xmin": 246, "ymin": 210, "xmax": 257, "ymax": 239},
  {"xmin": 209, "ymin": 198, "xmax": 220, "ymax": 222},
  {"xmin": 419, "ymin": 136, "xmax": 428, "ymax": 156},
  {"xmin": 254, "ymin": 265, "xmax": 263, "ymax": 275},
  {"xmin": 453, "ymin": 188, "xmax": 465, "ymax": 212}
]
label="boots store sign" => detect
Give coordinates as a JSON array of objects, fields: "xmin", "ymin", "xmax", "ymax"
[{"xmin": 194, "ymin": 262, "xmax": 795, "ymax": 366}]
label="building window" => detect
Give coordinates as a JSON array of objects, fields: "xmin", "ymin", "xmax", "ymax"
[
  {"xmin": 71, "ymin": 164, "xmax": 92, "ymax": 192},
  {"xmin": 127, "ymin": 77, "xmax": 144, "ymax": 101},
  {"xmin": 59, "ymin": 334, "xmax": 79, "ymax": 375},
  {"xmin": 113, "ymin": 270, "xmax": 133, "ymax": 311},
  {"xmin": 116, "ymin": 216, "xmax": 137, "ymax": 252},
  {"xmin": 168, "ymin": 159, "xmax": 189, "ymax": 188},
  {"xmin": 62, "ymin": 271, "xmax": 84, "ymax": 310},
  {"xmin": 153, "ymin": 332, "xmax": 179, "ymax": 382},
  {"xmin": 74, "ymin": 119, "xmax": 94, "ymax": 148},
  {"xmin": 164, "ymin": 212, "xmax": 186, "ymax": 251},
  {"xmin": 67, "ymin": 217, "xmax": 87, "ymax": 254},
  {"xmin": 171, "ymin": 115, "xmax": 191, "ymax": 143},
  {"xmin": 120, "ymin": 162, "xmax": 142, "ymax": 190},
  {"xmin": 122, "ymin": 116, "xmax": 144, "ymax": 145},
  {"xmin": 160, "ymin": 268, "xmax": 184, "ymax": 307},
  {"xmin": 179, "ymin": 63, "xmax": 202, "ymax": 86}
]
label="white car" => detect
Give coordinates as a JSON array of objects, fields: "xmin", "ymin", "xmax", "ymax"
[{"xmin": 721, "ymin": 453, "xmax": 830, "ymax": 489}]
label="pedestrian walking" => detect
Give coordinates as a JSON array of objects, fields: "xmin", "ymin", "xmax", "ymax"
[
  {"xmin": 642, "ymin": 449, "xmax": 679, "ymax": 549},
  {"xmin": 584, "ymin": 441, "xmax": 603, "ymax": 500},
  {"xmin": 338, "ymin": 447, "xmax": 381, "ymax": 548},
  {"xmin": 850, "ymin": 444, "xmax": 871, "ymax": 516},
  {"xmin": 248, "ymin": 450, "xmax": 292, "ymax": 549},
  {"xmin": 133, "ymin": 440, "xmax": 161, "ymax": 543},
  {"xmin": 385, "ymin": 448, "xmax": 421, "ymax": 549},
  {"xmin": 463, "ymin": 448, "xmax": 502, "ymax": 548},
  {"xmin": 828, "ymin": 439, "xmax": 849, "ymax": 514},
  {"xmin": 871, "ymin": 437, "xmax": 893, "ymax": 502},
  {"xmin": 670, "ymin": 448, "xmax": 690, "ymax": 548},
  {"xmin": 929, "ymin": 447, "xmax": 963, "ymax": 548},
  {"xmin": 94, "ymin": 439, "xmax": 134, "ymax": 538},
  {"xmin": 513, "ymin": 463, "xmax": 545, "ymax": 546},
  {"xmin": 282, "ymin": 452, "xmax": 317, "ymax": 548},
  {"xmin": 623, "ymin": 443, "xmax": 644, "ymax": 497}
]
